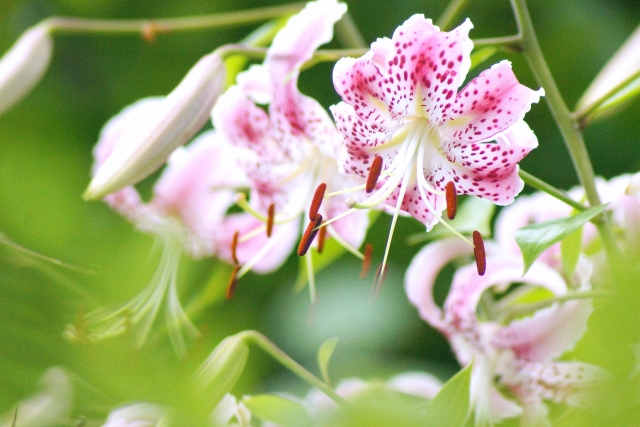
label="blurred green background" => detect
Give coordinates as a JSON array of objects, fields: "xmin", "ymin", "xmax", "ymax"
[{"xmin": 1, "ymin": 0, "xmax": 639, "ymax": 423}]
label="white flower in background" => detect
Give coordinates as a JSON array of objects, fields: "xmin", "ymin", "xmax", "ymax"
[
  {"xmin": 0, "ymin": 24, "xmax": 53, "ymax": 116},
  {"xmin": 210, "ymin": 394, "xmax": 252, "ymax": 427},
  {"xmin": 0, "ymin": 367, "xmax": 72, "ymax": 427},
  {"xmin": 101, "ymin": 403, "xmax": 169, "ymax": 427},
  {"xmin": 85, "ymin": 51, "xmax": 226, "ymax": 200}
]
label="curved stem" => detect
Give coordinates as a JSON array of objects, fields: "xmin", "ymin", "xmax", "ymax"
[
  {"xmin": 437, "ymin": 0, "xmax": 472, "ymax": 31},
  {"xmin": 519, "ymin": 169, "xmax": 587, "ymax": 211},
  {"xmin": 573, "ymin": 66, "xmax": 640, "ymax": 126},
  {"xmin": 240, "ymin": 331, "xmax": 345, "ymax": 405},
  {"xmin": 41, "ymin": 3, "xmax": 305, "ymax": 36},
  {"xmin": 472, "ymin": 34, "xmax": 523, "ymax": 51},
  {"xmin": 335, "ymin": 12, "xmax": 368, "ymax": 49},
  {"xmin": 509, "ymin": 0, "xmax": 619, "ymax": 259}
]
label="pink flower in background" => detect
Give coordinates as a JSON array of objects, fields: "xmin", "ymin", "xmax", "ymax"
[
  {"xmin": 405, "ymin": 238, "xmax": 607, "ymax": 426},
  {"xmin": 67, "ymin": 98, "xmax": 247, "ymax": 357},
  {"xmin": 331, "ymin": 15, "xmax": 543, "ymax": 230},
  {"xmin": 212, "ymin": 0, "xmax": 368, "ymax": 284}
]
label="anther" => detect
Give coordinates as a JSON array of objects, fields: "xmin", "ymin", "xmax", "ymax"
[
  {"xmin": 371, "ymin": 264, "xmax": 388, "ymax": 301},
  {"xmin": 360, "ymin": 244, "xmax": 373, "ymax": 278},
  {"xmin": 472, "ymin": 230, "xmax": 486, "ymax": 276},
  {"xmin": 366, "ymin": 155, "xmax": 383, "ymax": 193},
  {"xmin": 266, "ymin": 203, "xmax": 275, "ymax": 237},
  {"xmin": 309, "ymin": 183, "xmax": 327, "ymax": 221},
  {"xmin": 446, "ymin": 181, "xmax": 457, "ymax": 220},
  {"xmin": 317, "ymin": 223, "xmax": 327, "ymax": 254},
  {"xmin": 225, "ymin": 265, "xmax": 241, "ymax": 300},
  {"xmin": 297, "ymin": 214, "xmax": 323, "ymax": 256},
  {"xmin": 231, "ymin": 231, "xmax": 240, "ymax": 265}
]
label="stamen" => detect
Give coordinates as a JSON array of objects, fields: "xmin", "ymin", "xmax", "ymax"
[
  {"xmin": 309, "ymin": 183, "xmax": 327, "ymax": 221},
  {"xmin": 317, "ymin": 223, "xmax": 327, "ymax": 254},
  {"xmin": 371, "ymin": 264, "xmax": 388, "ymax": 302},
  {"xmin": 360, "ymin": 244, "xmax": 373, "ymax": 278},
  {"xmin": 446, "ymin": 181, "xmax": 457, "ymax": 220},
  {"xmin": 231, "ymin": 231, "xmax": 240, "ymax": 265},
  {"xmin": 225, "ymin": 265, "xmax": 241, "ymax": 300},
  {"xmin": 266, "ymin": 203, "xmax": 275, "ymax": 237},
  {"xmin": 366, "ymin": 155, "xmax": 383, "ymax": 193},
  {"xmin": 473, "ymin": 230, "xmax": 486, "ymax": 276},
  {"xmin": 297, "ymin": 214, "xmax": 323, "ymax": 256}
]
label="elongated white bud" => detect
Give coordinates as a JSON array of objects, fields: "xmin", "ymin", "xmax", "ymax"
[
  {"xmin": 0, "ymin": 24, "xmax": 53, "ymax": 116},
  {"xmin": 84, "ymin": 51, "xmax": 226, "ymax": 200}
]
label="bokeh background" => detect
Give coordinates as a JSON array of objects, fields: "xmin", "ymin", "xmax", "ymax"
[{"xmin": 1, "ymin": 0, "xmax": 639, "ymax": 423}]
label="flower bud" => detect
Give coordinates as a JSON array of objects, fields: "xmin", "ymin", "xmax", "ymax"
[
  {"xmin": 85, "ymin": 51, "xmax": 226, "ymax": 200},
  {"xmin": 195, "ymin": 333, "xmax": 249, "ymax": 407},
  {"xmin": 0, "ymin": 24, "xmax": 53, "ymax": 116},
  {"xmin": 101, "ymin": 403, "xmax": 168, "ymax": 427},
  {"xmin": 577, "ymin": 24, "xmax": 640, "ymax": 117}
]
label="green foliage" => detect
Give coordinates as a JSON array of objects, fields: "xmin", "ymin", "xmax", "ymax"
[
  {"xmin": 515, "ymin": 205, "xmax": 607, "ymax": 274},
  {"xmin": 317, "ymin": 337, "xmax": 339, "ymax": 386},
  {"xmin": 425, "ymin": 362, "xmax": 472, "ymax": 427},
  {"xmin": 243, "ymin": 394, "xmax": 314, "ymax": 427}
]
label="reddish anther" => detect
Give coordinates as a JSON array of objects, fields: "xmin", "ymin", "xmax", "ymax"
[
  {"xmin": 446, "ymin": 181, "xmax": 457, "ymax": 220},
  {"xmin": 266, "ymin": 203, "xmax": 275, "ymax": 237},
  {"xmin": 473, "ymin": 230, "xmax": 486, "ymax": 276},
  {"xmin": 225, "ymin": 265, "xmax": 241, "ymax": 300},
  {"xmin": 309, "ymin": 183, "xmax": 327, "ymax": 221},
  {"xmin": 317, "ymin": 223, "xmax": 327, "ymax": 254},
  {"xmin": 231, "ymin": 231, "xmax": 240, "ymax": 265},
  {"xmin": 360, "ymin": 244, "xmax": 373, "ymax": 278},
  {"xmin": 297, "ymin": 214, "xmax": 323, "ymax": 256},
  {"xmin": 366, "ymin": 155, "xmax": 383, "ymax": 193}
]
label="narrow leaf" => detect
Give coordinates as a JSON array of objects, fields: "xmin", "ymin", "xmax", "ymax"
[
  {"xmin": 561, "ymin": 225, "xmax": 583, "ymax": 278},
  {"xmin": 425, "ymin": 363, "xmax": 472, "ymax": 427},
  {"xmin": 515, "ymin": 205, "xmax": 607, "ymax": 274},
  {"xmin": 318, "ymin": 337, "xmax": 339, "ymax": 385},
  {"xmin": 470, "ymin": 46, "xmax": 498, "ymax": 71},
  {"xmin": 243, "ymin": 394, "xmax": 313, "ymax": 427}
]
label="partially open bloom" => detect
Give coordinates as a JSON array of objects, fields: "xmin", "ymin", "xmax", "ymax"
[
  {"xmin": 0, "ymin": 24, "xmax": 53, "ymax": 117},
  {"xmin": 405, "ymin": 237, "xmax": 607, "ymax": 426},
  {"xmin": 67, "ymin": 98, "xmax": 246, "ymax": 356},
  {"xmin": 0, "ymin": 367, "xmax": 72, "ymax": 427},
  {"xmin": 85, "ymin": 51, "xmax": 226, "ymax": 200},
  {"xmin": 211, "ymin": 394, "xmax": 252, "ymax": 427},
  {"xmin": 101, "ymin": 403, "xmax": 169, "ymax": 427},
  {"xmin": 212, "ymin": 0, "xmax": 368, "ymax": 292},
  {"xmin": 332, "ymin": 16, "xmax": 542, "ymax": 229}
]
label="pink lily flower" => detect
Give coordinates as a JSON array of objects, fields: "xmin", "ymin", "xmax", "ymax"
[
  {"xmin": 405, "ymin": 238, "xmax": 607, "ymax": 426},
  {"xmin": 67, "ymin": 98, "xmax": 247, "ymax": 356},
  {"xmin": 330, "ymin": 15, "xmax": 543, "ymax": 278},
  {"xmin": 211, "ymin": 0, "xmax": 369, "ymax": 291}
]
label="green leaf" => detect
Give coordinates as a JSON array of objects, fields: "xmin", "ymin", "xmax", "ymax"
[
  {"xmin": 243, "ymin": 394, "xmax": 314, "ymax": 427},
  {"xmin": 425, "ymin": 363, "xmax": 472, "ymax": 427},
  {"xmin": 470, "ymin": 46, "xmax": 498, "ymax": 71},
  {"xmin": 317, "ymin": 337, "xmax": 339, "ymax": 385},
  {"xmin": 515, "ymin": 205, "xmax": 607, "ymax": 274},
  {"xmin": 561, "ymin": 223, "xmax": 583, "ymax": 278}
]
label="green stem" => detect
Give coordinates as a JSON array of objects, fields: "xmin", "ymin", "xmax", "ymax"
[
  {"xmin": 519, "ymin": 169, "xmax": 587, "ymax": 211},
  {"xmin": 437, "ymin": 0, "xmax": 472, "ymax": 30},
  {"xmin": 41, "ymin": 3, "xmax": 305, "ymax": 36},
  {"xmin": 573, "ymin": 66, "xmax": 640, "ymax": 126},
  {"xmin": 509, "ymin": 0, "xmax": 619, "ymax": 258},
  {"xmin": 473, "ymin": 35, "xmax": 523, "ymax": 51},
  {"xmin": 335, "ymin": 12, "xmax": 368, "ymax": 49},
  {"xmin": 240, "ymin": 331, "xmax": 346, "ymax": 405}
]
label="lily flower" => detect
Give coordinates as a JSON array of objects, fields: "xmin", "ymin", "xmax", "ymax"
[
  {"xmin": 0, "ymin": 24, "xmax": 53, "ymax": 116},
  {"xmin": 405, "ymin": 238, "xmax": 607, "ymax": 426},
  {"xmin": 211, "ymin": 0, "xmax": 369, "ymax": 298},
  {"xmin": 101, "ymin": 403, "xmax": 169, "ymax": 427},
  {"xmin": 330, "ymin": 15, "xmax": 543, "ymax": 279},
  {"xmin": 66, "ymin": 98, "xmax": 246, "ymax": 357}
]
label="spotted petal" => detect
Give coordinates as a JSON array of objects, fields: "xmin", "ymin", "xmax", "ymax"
[{"xmin": 439, "ymin": 61, "xmax": 544, "ymax": 143}]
